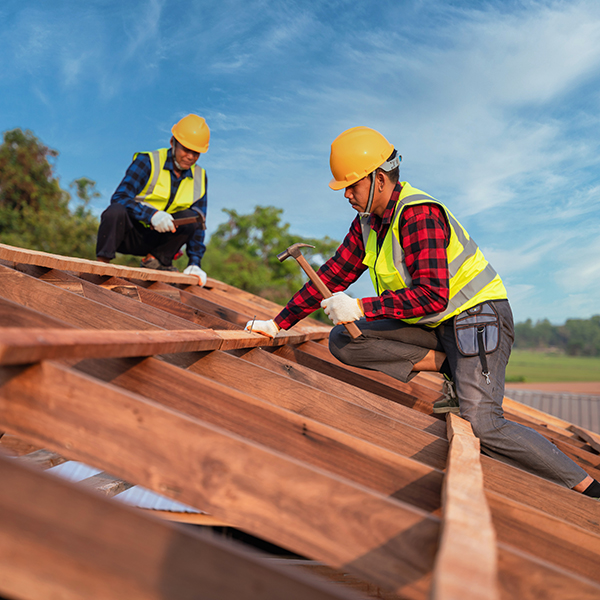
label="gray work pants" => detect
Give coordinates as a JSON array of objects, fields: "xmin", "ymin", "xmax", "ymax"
[{"xmin": 329, "ymin": 300, "xmax": 588, "ymax": 488}]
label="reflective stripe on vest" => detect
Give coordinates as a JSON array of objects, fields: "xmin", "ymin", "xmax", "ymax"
[
  {"xmin": 134, "ymin": 148, "xmax": 206, "ymax": 213},
  {"xmin": 361, "ymin": 183, "xmax": 506, "ymax": 326}
]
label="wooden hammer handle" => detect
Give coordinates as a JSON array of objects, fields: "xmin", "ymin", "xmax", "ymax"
[{"xmin": 296, "ymin": 255, "xmax": 362, "ymax": 340}]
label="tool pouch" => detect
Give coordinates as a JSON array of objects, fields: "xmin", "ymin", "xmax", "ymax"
[{"xmin": 454, "ymin": 302, "xmax": 500, "ymax": 384}]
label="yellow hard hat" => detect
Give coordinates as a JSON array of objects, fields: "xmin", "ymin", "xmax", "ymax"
[
  {"xmin": 329, "ymin": 126, "xmax": 395, "ymax": 190},
  {"xmin": 171, "ymin": 114, "xmax": 210, "ymax": 153}
]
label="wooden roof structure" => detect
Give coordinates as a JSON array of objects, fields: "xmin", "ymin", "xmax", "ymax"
[{"xmin": 0, "ymin": 241, "xmax": 599, "ymax": 600}]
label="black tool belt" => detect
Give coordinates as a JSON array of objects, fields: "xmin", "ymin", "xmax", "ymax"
[{"xmin": 454, "ymin": 301, "xmax": 500, "ymax": 384}]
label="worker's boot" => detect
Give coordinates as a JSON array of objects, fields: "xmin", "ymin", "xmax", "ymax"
[
  {"xmin": 140, "ymin": 254, "xmax": 178, "ymax": 272},
  {"xmin": 433, "ymin": 379, "xmax": 460, "ymax": 414}
]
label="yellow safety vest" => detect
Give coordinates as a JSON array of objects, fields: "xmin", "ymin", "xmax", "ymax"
[
  {"xmin": 133, "ymin": 148, "xmax": 206, "ymax": 214},
  {"xmin": 361, "ymin": 182, "xmax": 507, "ymax": 326}
]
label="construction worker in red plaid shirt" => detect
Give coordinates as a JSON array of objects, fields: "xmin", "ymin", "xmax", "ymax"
[{"xmin": 245, "ymin": 126, "xmax": 600, "ymax": 498}]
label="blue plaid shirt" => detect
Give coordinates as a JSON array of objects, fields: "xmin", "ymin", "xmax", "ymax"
[{"xmin": 110, "ymin": 148, "xmax": 208, "ymax": 265}]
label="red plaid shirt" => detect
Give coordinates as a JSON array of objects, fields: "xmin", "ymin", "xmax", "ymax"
[{"xmin": 274, "ymin": 183, "xmax": 450, "ymax": 329}]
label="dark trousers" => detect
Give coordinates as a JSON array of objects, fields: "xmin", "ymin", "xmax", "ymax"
[
  {"xmin": 329, "ymin": 300, "xmax": 588, "ymax": 488},
  {"xmin": 96, "ymin": 204, "xmax": 199, "ymax": 266}
]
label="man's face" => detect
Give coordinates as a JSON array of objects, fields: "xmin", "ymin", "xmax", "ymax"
[
  {"xmin": 172, "ymin": 140, "xmax": 200, "ymax": 171},
  {"xmin": 344, "ymin": 176, "xmax": 372, "ymax": 213}
]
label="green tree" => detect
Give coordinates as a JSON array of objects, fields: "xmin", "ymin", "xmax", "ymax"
[
  {"xmin": 203, "ymin": 206, "xmax": 340, "ymax": 317},
  {"xmin": 561, "ymin": 316, "xmax": 600, "ymax": 357},
  {"xmin": 0, "ymin": 128, "xmax": 99, "ymax": 259}
]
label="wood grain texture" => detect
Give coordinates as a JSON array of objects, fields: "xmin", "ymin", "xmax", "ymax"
[
  {"xmin": 272, "ymin": 343, "xmax": 441, "ymax": 413},
  {"xmin": 37, "ymin": 269, "xmax": 207, "ymax": 331},
  {"xmin": 98, "ymin": 352, "xmax": 600, "ymax": 582},
  {"xmin": 18, "ymin": 449, "xmax": 67, "ymax": 470},
  {"xmin": 237, "ymin": 348, "xmax": 447, "ymax": 437},
  {"xmin": 180, "ymin": 350, "xmax": 449, "ymax": 473},
  {"xmin": 0, "ymin": 242, "xmax": 198, "ymax": 284},
  {"xmin": 0, "ymin": 360, "xmax": 439, "ymax": 596},
  {"xmin": 0, "ymin": 296, "xmax": 74, "ymax": 329},
  {"xmin": 570, "ymin": 425, "xmax": 600, "ymax": 454},
  {"xmin": 0, "ymin": 265, "xmax": 159, "ymax": 331},
  {"xmin": 0, "ymin": 328, "xmax": 223, "ymax": 365},
  {"xmin": 431, "ymin": 413, "xmax": 499, "ymax": 600},
  {"xmin": 78, "ymin": 472, "xmax": 134, "ymax": 497},
  {"xmin": 100, "ymin": 276, "xmax": 239, "ymax": 331},
  {"xmin": 0, "ymin": 453, "xmax": 364, "ymax": 600},
  {"xmin": 77, "ymin": 354, "xmax": 445, "ymax": 514}
]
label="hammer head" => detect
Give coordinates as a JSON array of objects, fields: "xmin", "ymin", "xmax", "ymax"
[{"xmin": 277, "ymin": 243, "xmax": 315, "ymax": 262}]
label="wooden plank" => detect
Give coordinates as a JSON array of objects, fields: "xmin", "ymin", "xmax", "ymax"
[
  {"xmin": 181, "ymin": 282, "xmax": 276, "ymax": 321},
  {"xmin": 189, "ymin": 278, "xmax": 288, "ymax": 311},
  {"xmin": 217, "ymin": 329, "xmax": 316, "ymax": 350},
  {"xmin": 297, "ymin": 341, "xmax": 444, "ymax": 397},
  {"xmin": 0, "ymin": 328, "xmax": 223, "ymax": 365},
  {"xmin": 481, "ymin": 454, "xmax": 600, "ymax": 537},
  {"xmin": 0, "ymin": 296, "xmax": 74, "ymax": 329},
  {"xmin": 0, "ymin": 360, "xmax": 440, "ymax": 596},
  {"xmin": 77, "ymin": 354, "xmax": 445, "ymax": 514},
  {"xmin": 0, "ymin": 453, "xmax": 365, "ymax": 600},
  {"xmin": 0, "ymin": 241, "xmax": 198, "ymax": 285},
  {"xmin": 487, "ymin": 492, "xmax": 600, "ymax": 584},
  {"xmin": 272, "ymin": 343, "xmax": 440, "ymax": 414},
  {"xmin": 34, "ymin": 268, "xmax": 207, "ymax": 331},
  {"xmin": 100, "ymin": 276, "xmax": 239, "ymax": 331},
  {"xmin": 175, "ymin": 350, "xmax": 449, "ymax": 474},
  {"xmin": 0, "ymin": 265, "xmax": 159, "ymax": 331},
  {"xmin": 18, "ymin": 449, "xmax": 67, "ymax": 470},
  {"xmin": 497, "ymin": 545, "xmax": 600, "ymax": 600},
  {"xmin": 149, "ymin": 280, "xmax": 258, "ymax": 325},
  {"xmin": 84, "ymin": 354, "xmax": 600, "ymax": 581},
  {"xmin": 78, "ymin": 472, "xmax": 134, "ymax": 497},
  {"xmin": 431, "ymin": 413, "xmax": 499, "ymax": 600},
  {"xmin": 137, "ymin": 509, "xmax": 230, "ymax": 526},
  {"xmin": 570, "ymin": 425, "xmax": 600, "ymax": 454},
  {"xmin": 236, "ymin": 347, "xmax": 447, "ymax": 437},
  {"xmin": 503, "ymin": 396, "xmax": 574, "ymax": 432},
  {"xmin": 0, "ymin": 434, "xmax": 39, "ymax": 457},
  {"xmin": 239, "ymin": 347, "xmax": 600, "ymax": 536}
]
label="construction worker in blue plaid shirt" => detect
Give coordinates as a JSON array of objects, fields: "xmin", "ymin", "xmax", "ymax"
[{"xmin": 96, "ymin": 114, "xmax": 209, "ymax": 285}]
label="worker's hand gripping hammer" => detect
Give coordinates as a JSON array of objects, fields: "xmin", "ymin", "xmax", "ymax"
[{"xmin": 277, "ymin": 243, "xmax": 362, "ymax": 340}]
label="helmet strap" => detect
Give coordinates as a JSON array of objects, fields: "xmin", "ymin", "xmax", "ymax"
[{"xmin": 360, "ymin": 171, "xmax": 377, "ymax": 216}]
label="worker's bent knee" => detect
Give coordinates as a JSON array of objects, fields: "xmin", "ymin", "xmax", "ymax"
[
  {"xmin": 329, "ymin": 324, "xmax": 359, "ymax": 366},
  {"xmin": 101, "ymin": 203, "xmax": 128, "ymax": 219},
  {"xmin": 463, "ymin": 412, "xmax": 505, "ymax": 445}
]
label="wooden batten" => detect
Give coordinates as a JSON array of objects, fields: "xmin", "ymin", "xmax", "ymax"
[
  {"xmin": 0, "ymin": 453, "xmax": 363, "ymax": 600},
  {"xmin": 0, "ymin": 328, "xmax": 222, "ymax": 365},
  {"xmin": 0, "ymin": 360, "xmax": 440, "ymax": 596},
  {"xmin": 431, "ymin": 414, "xmax": 499, "ymax": 600},
  {"xmin": 570, "ymin": 426, "xmax": 600, "ymax": 454},
  {"xmin": 0, "ymin": 242, "xmax": 199, "ymax": 285},
  {"xmin": 0, "ymin": 243, "xmax": 599, "ymax": 599}
]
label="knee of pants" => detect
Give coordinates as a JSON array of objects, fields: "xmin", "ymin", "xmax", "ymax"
[
  {"xmin": 101, "ymin": 203, "xmax": 128, "ymax": 220},
  {"xmin": 463, "ymin": 411, "xmax": 504, "ymax": 444},
  {"xmin": 176, "ymin": 222, "xmax": 198, "ymax": 240},
  {"xmin": 328, "ymin": 325, "xmax": 355, "ymax": 365}
]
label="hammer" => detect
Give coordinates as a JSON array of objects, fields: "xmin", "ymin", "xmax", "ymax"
[{"xmin": 277, "ymin": 243, "xmax": 362, "ymax": 340}]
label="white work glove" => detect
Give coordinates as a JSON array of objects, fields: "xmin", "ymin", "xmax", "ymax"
[
  {"xmin": 183, "ymin": 265, "xmax": 207, "ymax": 286},
  {"xmin": 321, "ymin": 292, "xmax": 364, "ymax": 325},
  {"xmin": 151, "ymin": 210, "xmax": 175, "ymax": 233},
  {"xmin": 245, "ymin": 318, "xmax": 280, "ymax": 338}
]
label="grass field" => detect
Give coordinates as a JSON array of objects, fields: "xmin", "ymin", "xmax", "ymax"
[{"xmin": 506, "ymin": 350, "xmax": 600, "ymax": 383}]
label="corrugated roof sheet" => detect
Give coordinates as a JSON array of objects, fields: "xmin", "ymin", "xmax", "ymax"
[{"xmin": 506, "ymin": 388, "xmax": 600, "ymax": 434}]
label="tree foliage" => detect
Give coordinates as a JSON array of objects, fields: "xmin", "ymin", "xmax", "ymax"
[
  {"xmin": 514, "ymin": 316, "xmax": 600, "ymax": 356},
  {"xmin": 0, "ymin": 128, "xmax": 99, "ymax": 259},
  {"xmin": 203, "ymin": 206, "xmax": 340, "ymax": 312}
]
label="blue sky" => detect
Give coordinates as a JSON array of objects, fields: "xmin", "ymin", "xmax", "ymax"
[{"xmin": 2, "ymin": 0, "xmax": 599, "ymax": 325}]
